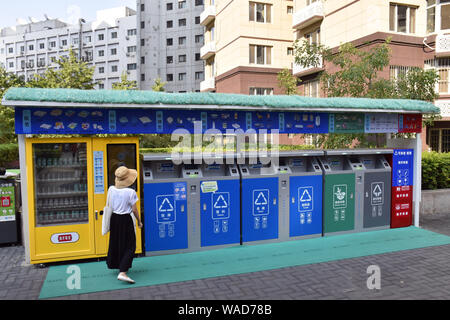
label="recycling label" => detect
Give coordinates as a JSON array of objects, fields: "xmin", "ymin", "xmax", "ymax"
[
  {"xmin": 156, "ymin": 195, "xmax": 176, "ymax": 223},
  {"xmin": 212, "ymin": 192, "xmax": 230, "ymax": 220},
  {"xmin": 371, "ymin": 182, "xmax": 384, "ymax": 206},
  {"xmin": 253, "ymin": 189, "xmax": 269, "ymax": 216},
  {"xmin": 298, "ymin": 186, "xmax": 313, "ymax": 212}
]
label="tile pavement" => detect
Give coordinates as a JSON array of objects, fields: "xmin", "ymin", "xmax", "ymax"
[{"xmin": 1, "ymin": 212, "xmax": 449, "ymax": 300}]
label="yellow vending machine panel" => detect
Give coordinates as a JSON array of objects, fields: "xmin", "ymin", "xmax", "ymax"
[{"xmin": 26, "ymin": 137, "xmax": 142, "ymax": 264}]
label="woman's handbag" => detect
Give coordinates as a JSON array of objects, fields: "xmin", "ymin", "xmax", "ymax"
[{"xmin": 102, "ymin": 187, "xmax": 113, "ymax": 236}]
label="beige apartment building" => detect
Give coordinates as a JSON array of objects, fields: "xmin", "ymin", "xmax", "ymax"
[
  {"xmin": 200, "ymin": 0, "xmax": 450, "ymax": 151},
  {"xmin": 200, "ymin": 0, "xmax": 295, "ymax": 95}
]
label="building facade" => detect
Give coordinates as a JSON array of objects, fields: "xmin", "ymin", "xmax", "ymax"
[
  {"xmin": 0, "ymin": 7, "xmax": 137, "ymax": 90},
  {"xmin": 137, "ymin": 0, "xmax": 205, "ymax": 92},
  {"xmin": 200, "ymin": 0, "xmax": 295, "ymax": 95},
  {"xmin": 292, "ymin": 0, "xmax": 450, "ymax": 152}
]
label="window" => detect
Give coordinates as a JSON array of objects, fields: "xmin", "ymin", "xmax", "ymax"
[
  {"xmin": 195, "ymin": 53, "xmax": 201, "ymax": 61},
  {"xmin": 195, "ymin": 0, "xmax": 204, "ymax": 5},
  {"xmin": 179, "ymin": 54, "xmax": 187, "ymax": 63},
  {"xmin": 111, "ymin": 32, "xmax": 118, "ymax": 39},
  {"xmin": 249, "ymin": 2, "xmax": 272, "ymax": 23},
  {"xmin": 287, "ymin": 6, "xmax": 293, "ymax": 14},
  {"xmin": 141, "ymin": 3, "xmax": 145, "ymax": 11},
  {"xmin": 249, "ymin": 45, "xmax": 272, "ymax": 65},
  {"xmin": 306, "ymin": 0, "xmax": 320, "ymax": 5},
  {"xmin": 304, "ymin": 80, "xmax": 320, "ymax": 97},
  {"xmin": 39, "ymin": 43, "xmax": 45, "ymax": 50},
  {"xmin": 111, "ymin": 65, "xmax": 118, "ymax": 72},
  {"xmin": 98, "ymin": 34, "xmax": 104, "ymax": 41},
  {"xmin": 179, "ymin": 37, "xmax": 187, "ymax": 45},
  {"xmin": 179, "ymin": 73, "xmax": 187, "ymax": 81},
  {"xmin": 179, "ymin": 0, "xmax": 187, "ymax": 9},
  {"xmin": 389, "ymin": 65, "xmax": 417, "ymax": 82},
  {"xmin": 429, "ymin": 128, "xmax": 450, "ymax": 153},
  {"xmin": 167, "ymin": 20, "xmax": 173, "ymax": 28},
  {"xmin": 98, "ymin": 50, "xmax": 105, "ymax": 57},
  {"xmin": 305, "ymin": 29, "xmax": 320, "ymax": 45},
  {"xmin": 179, "ymin": 18, "xmax": 187, "ymax": 27},
  {"xmin": 442, "ymin": 2, "xmax": 450, "ymax": 30},
  {"xmin": 141, "ymin": 73, "xmax": 145, "ymax": 81},
  {"xmin": 141, "ymin": 39, "xmax": 145, "ymax": 46},
  {"xmin": 195, "ymin": 71, "xmax": 204, "ymax": 80},
  {"xmin": 167, "ymin": 74, "xmax": 173, "ymax": 81},
  {"xmin": 61, "ymin": 39, "xmax": 67, "ymax": 46},
  {"xmin": 127, "ymin": 63, "xmax": 137, "ymax": 70},
  {"xmin": 167, "ymin": 38, "xmax": 173, "ymax": 46},
  {"xmin": 99, "ymin": 83, "xmax": 104, "ymax": 89},
  {"xmin": 9, "ymin": 62, "xmax": 14, "ymax": 68},
  {"xmin": 287, "ymin": 47, "xmax": 294, "ymax": 55},
  {"xmin": 167, "ymin": 3, "xmax": 173, "ymax": 10},
  {"xmin": 99, "ymin": 66, "xmax": 105, "ymax": 74},
  {"xmin": 8, "ymin": 47, "xmax": 13, "ymax": 54},
  {"xmin": 111, "ymin": 48, "xmax": 117, "ymax": 55},
  {"xmin": 195, "ymin": 16, "xmax": 200, "ymax": 24},
  {"xmin": 389, "ymin": 4, "xmax": 416, "ymax": 34},
  {"xmin": 195, "ymin": 34, "xmax": 204, "ymax": 44},
  {"xmin": 141, "ymin": 21, "xmax": 145, "ymax": 29},
  {"xmin": 85, "ymin": 35, "xmax": 92, "ymax": 43},
  {"xmin": 141, "ymin": 56, "xmax": 145, "ymax": 64},
  {"xmin": 29, "ymin": 44, "xmax": 34, "ymax": 51},
  {"xmin": 167, "ymin": 56, "xmax": 173, "ymax": 64},
  {"xmin": 50, "ymin": 41, "xmax": 56, "ymax": 48},
  {"xmin": 127, "ymin": 29, "xmax": 137, "ymax": 36},
  {"xmin": 127, "ymin": 46, "xmax": 137, "ymax": 53},
  {"xmin": 249, "ymin": 87, "xmax": 274, "ymax": 95}
]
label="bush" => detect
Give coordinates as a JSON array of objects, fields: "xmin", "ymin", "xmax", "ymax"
[
  {"xmin": 0, "ymin": 144, "xmax": 19, "ymax": 167},
  {"xmin": 422, "ymin": 152, "xmax": 450, "ymax": 190}
]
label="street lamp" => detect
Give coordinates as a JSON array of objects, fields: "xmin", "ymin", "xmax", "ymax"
[{"xmin": 78, "ymin": 18, "xmax": 86, "ymax": 60}]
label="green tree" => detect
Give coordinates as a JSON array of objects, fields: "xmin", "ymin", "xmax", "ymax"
[
  {"xmin": 277, "ymin": 68, "xmax": 299, "ymax": 95},
  {"xmin": 0, "ymin": 67, "xmax": 25, "ymax": 143},
  {"xmin": 26, "ymin": 47, "xmax": 96, "ymax": 89},
  {"xmin": 152, "ymin": 77, "xmax": 167, "ymax": 92},
  {"xmin": 112, "ymin": 72, "xmax": 138, "ymax": 90}
]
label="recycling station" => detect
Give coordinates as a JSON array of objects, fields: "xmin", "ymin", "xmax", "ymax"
[{"xmin": 1, "ymin": 87, "xmax": 439, "ymax": 264}]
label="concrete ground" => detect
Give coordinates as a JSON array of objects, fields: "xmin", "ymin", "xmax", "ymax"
[{"xmin": 1, "ymin": 212, "xmax": 449, "ymax": 301}]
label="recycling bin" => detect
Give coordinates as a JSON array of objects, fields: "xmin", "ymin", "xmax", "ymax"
[
  {"xmin": 319, "ymin": 152, "xmax": 356, "ymax": 236},
  {"xmin": 199, "ymin": 161, "xmax": 241, "ymax": 248},
  {"xmin": 240, "ymin": 161, "xmax": 279, "ymax": 244},
  {"xmin": 0, "ymin": 174, "xmax": 19, "ymax": 244},
  {"xmin": 358, "ymin": 152, "xmax": 392, "ymax": 231},
  {"xmin": 277, "ymin": 151, "xmax": 324, "ymax": 241},
  {"xmin": 143, "ymin": 155, "xmax": 189, "ymax": 255}
]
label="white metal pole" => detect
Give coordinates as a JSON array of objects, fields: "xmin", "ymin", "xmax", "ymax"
[
  {"xmin": 414, "ymin": 133, "xmax": 422, "ymax": 227},
  {"xmin": 18, "ymin": 134, "xmax": 30, "ymax": 264}
]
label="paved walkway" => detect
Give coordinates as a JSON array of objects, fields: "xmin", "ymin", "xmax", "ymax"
[{"xmin": 1, "ymin": 213, "xmax": 449, "ymax": 300}]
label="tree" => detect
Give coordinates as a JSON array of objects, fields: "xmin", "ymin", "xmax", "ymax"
[
  {"xmin": 112, "ymin": 72, "xmax": 138, "ymax": 90},
  {"xmin": 277, "ymin": 68, "xmax": 299, "ymax": 95},
  {"xmin": 0, "ymin": 67, "xmax": 25, "ymax": 143},
  {"xmin": 152, "ymin": 77, "xmax": 167, "ymax": 92},
  {"xmin": 26, "ymin": 47, "xmax": 96, "ymax": 89}
]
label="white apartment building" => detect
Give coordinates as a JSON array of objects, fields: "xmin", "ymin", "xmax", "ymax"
[
  {"xmin": 137, "ymin": 0, "xmax": 205, "ymax": 92},
  {"xmin": 0, "ymin": 7, "xmax": 138, "ymax": 90}
]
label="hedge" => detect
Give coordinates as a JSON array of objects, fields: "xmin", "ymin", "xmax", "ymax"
[
  {"xmin": 0, "ymin": 144, "xmax": 19, "ymax": 167},
  {"xmin": 422, "ymin": 152, "xmax": 450, "ymax": 190}
]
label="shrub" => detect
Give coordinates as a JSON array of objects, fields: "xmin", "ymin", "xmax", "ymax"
[
  {"xmin": 422, "ymin": 152, "xmax": 450, "ymax": 190},
  {"xmin": 0, "ymin": 144, "xmax": 19, "ymax": 167}
]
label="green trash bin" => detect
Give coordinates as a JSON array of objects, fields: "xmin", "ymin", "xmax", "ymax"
[{"xmin": 318, "ymin": 152, "xmax": 356, "ymax": 236}]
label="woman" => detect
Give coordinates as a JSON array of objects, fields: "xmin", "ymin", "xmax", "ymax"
[{"xmin": 106, "ymin": 166, "xmax": 143, "ymax": 284}]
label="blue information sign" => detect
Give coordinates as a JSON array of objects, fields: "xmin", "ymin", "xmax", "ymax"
[{"xmin": 392, "ymin": 149, "xmax": 414, "ymax": 187}]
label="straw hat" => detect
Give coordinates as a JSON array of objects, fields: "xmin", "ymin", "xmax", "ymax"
[{"xmin": 115, "ymin": 166, "xmax": 138, "ymax": 189}]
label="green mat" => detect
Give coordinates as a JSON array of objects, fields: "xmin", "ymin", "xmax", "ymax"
[{"xmin": 39, "ymin": 227, "xmax": 450, "ymax": 299}]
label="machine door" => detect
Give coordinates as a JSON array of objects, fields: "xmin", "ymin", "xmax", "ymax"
[
  {"xmin": 200, "ymin": 179, "xmax": 240, "ymax": 247},
  {"xmin": 92, "ymin": 138, "xmax": 142, "ymax": 256},
  {"xmin": 363, "ymin": 172, "xmax": 391, "ymax": 229},
  {"xmin": 289, "ymin": 175, "xmax": 323, "ymax": 237},
  {"xmin": 26, "ymin": 138, "xmax": 96, "ymax": 262},
  {"xmin": 323, "ymin": 173, "xmax": 355, "ymax": 234}
]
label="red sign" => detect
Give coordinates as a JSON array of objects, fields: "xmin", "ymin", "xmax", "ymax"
[
  {"xmin": 398, "ymin": 114, "xmax": 422, "ymax": 133},
  {"xmin": 1, "ymin": 197, "xmax": 11, "ymax": 207},
  {"xmin": 50, "ymin": 232, "xmax": 79, "ymax": 244},
  {"xmin": 58, "ymin": 234, "xmax": 73, "ymax": 242},
  {"xmin": 391, "ymin": 185, "xmax": 413, "ymax": 228}
]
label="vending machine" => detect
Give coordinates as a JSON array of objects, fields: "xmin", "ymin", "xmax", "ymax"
[{"xmin": 25, "ymin": 137, "xmax": 142, "ymax": 264}]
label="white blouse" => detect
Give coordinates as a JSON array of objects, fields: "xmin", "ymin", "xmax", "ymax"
[{"xmin": 108, "ymin": 186, "xmax": 138, "ymax": 215}]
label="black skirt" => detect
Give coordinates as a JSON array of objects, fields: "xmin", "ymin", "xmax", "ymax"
[{"xmin": 106, "ymin": 212, "xmax": 136, "ymax": 273}]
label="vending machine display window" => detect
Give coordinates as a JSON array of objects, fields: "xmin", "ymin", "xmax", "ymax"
[{"xmin": 33, "ymin": 143, "xmax": 89, "ymax": 226}]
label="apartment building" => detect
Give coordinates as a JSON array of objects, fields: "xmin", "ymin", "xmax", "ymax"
[
  {"xmin": 292, "ymin": 0, "xmax": 450, "ymax": 152},
  {"xmin": 200, "ymin": 0, "xmax": 295, "ymax": 94},
  {"xmin": 0, "ymin": 7, "xmax": 138, "ymax": 90},
  {"xmin": 137, "ymin": 0, "xmax": 205, "ymax": 92}
]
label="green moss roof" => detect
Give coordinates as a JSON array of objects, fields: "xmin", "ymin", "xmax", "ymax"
[{"xmin": 2, "ymin": 87, "xmax": 440, "ymax": 114}]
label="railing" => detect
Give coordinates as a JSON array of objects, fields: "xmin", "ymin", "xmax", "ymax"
[
  {"xmin": 200, "ymin": 41, "xmax": 216, "ymax": 60},
  {"xmin": 292, "ymin": 1, "xmax": 324, "ymax": 30}
]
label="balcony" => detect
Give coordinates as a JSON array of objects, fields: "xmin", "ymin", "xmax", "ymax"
[
  {"xmin": 436, "ymin": 34, "xmax": 450, "ymax": 57},
  {"xmin": 200, "ymin": 77, "xmax": 215, "ymax": 92},
  {"xmin": 200, "ymin": 41, "xmax": 216, "ymax": 60},
  {"xmin": 292, "ymin": 1, "xmax": 324, "ymax": 30},
  {"xmin": 292, "ymin": 57, "xmax": 323, "ymax": 77},
  {"xmin": 200, "ymin": 5, "xmax": 216, "ymax": 26}
]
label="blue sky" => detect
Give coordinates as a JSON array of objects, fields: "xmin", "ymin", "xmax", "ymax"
[{"xmin": 0, "ymin": 0, "xmax": 137, "ymax": 28}]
